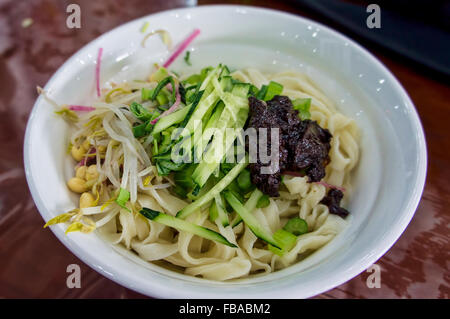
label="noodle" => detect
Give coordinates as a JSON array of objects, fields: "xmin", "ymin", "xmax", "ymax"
[{"xmin": 57, "ymin": 68, "xmax": 360, "ymax": 281}]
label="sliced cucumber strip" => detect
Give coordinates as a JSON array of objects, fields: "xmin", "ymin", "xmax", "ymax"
[
  {"xmin": 177, "ymin": 160, "xmax": 247, "ymax": 219},
  {"xmin": 231, "ymin": 188, "xmax": 263, "ymax": 227},
  {"xmin": 224, "ymin": 191, "xmax": 280, "ymax": 249},
  {"xmin": 139, "ymin": 208, "xmax": 236, "ymax": 248},
  {"xmin": 152, "ymin": 105, "xmax": 190, "ymax": 135}
]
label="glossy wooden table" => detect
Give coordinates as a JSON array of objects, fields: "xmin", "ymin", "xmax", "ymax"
[{"xmin": 0, "ymin": 0, "xmax": 448, "ymax": 299}]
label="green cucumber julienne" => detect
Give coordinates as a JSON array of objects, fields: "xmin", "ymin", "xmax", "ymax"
[
  {"xmin": 231, "ymin": 188, "xmax": 263, "ymax": 228},
  {"xmin": 176, "ymin": 160, "xmax": 248, "ymax": 219},
  {"xmin": 209, "ymin": 194, "xmax": 229, "ymax": 227},
  {"xmin": 139, "ymin": 208, "xmax": 236, "ymax": 248},
  {"xmin": 192, "ymin": 107, "xmax": 248, "ymax": 187},
  {"xmin": 224, "ymin": 191, "xmax": 281, "ymax": 249},
  {"xmin": 151, "ymin": 105, "xmax": 190, "ymax": 135}
]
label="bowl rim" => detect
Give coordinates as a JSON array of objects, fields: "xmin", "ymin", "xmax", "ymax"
[{"xmin": 23, "ymin": 4, "xmax": 427, "ymax": 298}]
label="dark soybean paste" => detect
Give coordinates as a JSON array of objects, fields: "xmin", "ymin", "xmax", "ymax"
[{"xmin": 246, "ymin": 95, "xmax": 349, "ymax": 217}]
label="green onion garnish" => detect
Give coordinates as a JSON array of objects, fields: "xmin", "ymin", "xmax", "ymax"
[
  {"xmin": 237, "ymin": 169, "xmax": 252, "ymax": 191},
  {"xmin": 156, "ymin": 91, "xmax": 169, "ymax": 106},
  {"xmin": 116, "ymin": 188, "xmax": 130, "ymax": 211},
  {"xmin": 292, "ymin": 98, "xmax": 312, "ymax": 120},
  {"xmin": 256, "ymin": 84, "xmax": 268, "ymax": 100},
  {"xmin": 256, "ymin": 194, "xmax": 270, "ymax": 208},
  {"xmin": 283, "ymin": 217, "xmax": 308, "ymax": 236},
  {"xmin": 263, "ymin": 81, "xmax": 283, "ymax": 101},
  {"xmin": 141, "ymin": 88, "xmax": 154, "ymax": 101},
  {"xmin": 184, "ymin": 51, "xmax": 192, "ymax": 66},
  {"xmin": 130, "ymin": 102, "xmax": 153, "ymax": 121},
  {"xmin": 144, "ymin": 110, "xmax": 161, "ymax": 132},
  {"xmin": 132, "ymin": 122, "xmax": 148, "ymax": 138},
  {"xmin": 151, "ymin": 76, "xmax": 176, "ymax": 106},
  {"xmin": 268, "ymin": 229, "xmax": 298, "ymax": 256}
]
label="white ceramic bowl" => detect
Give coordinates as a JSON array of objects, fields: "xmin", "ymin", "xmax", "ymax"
[{"xmin": 24, "ymin": 5, "xmax": 427, "ymax": 298}]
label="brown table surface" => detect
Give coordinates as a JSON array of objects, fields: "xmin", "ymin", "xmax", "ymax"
[{"xmin": 0, "ymin": 0, "xmax": 448, "ymax": 299}]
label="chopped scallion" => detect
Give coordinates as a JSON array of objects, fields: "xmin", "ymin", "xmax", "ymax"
[
  {"xmin": 237, "ymin": 169, "xmax": 252, "ymax": 191},
  {"xmin": 184, "ymin": 51, "xmax": 192, "ymax": 66},
  {"xmin": 264, "ymin": 81, "xmax": 283, "ymax": 101},
  {"xmin": 141, "ymin": 88, "xmax": 154, "ymax": 101},
  {"xmin": 151, "ymin": 76, "xmax": 176, "ymax": 105},
  {"xmin": 283, "ymin": 217, "xmax": 308, "ymax": 236},
  {"xmin": 132, "ymin": 122, "xmax": 148, "ymax": 138},
  {"xmin": 130, "ymin": 102, "xmax": 152, "ymax": 121},
  {"xmin": 256, "ymin": 84, "xmax": 267, "ymax": 100},
  {"xmin": 268, "ymin": 229, "xmax": 297, "ymax": 256},
  {"xmin": 256, "ymin": 194, "xmax": 270, "ymax": 208},
  {"xmin": 116, "ymin": 188, "xmax": 130, "ymax": 211},
  {"xmin": 156, "ymin": 92, "xmax": 169, "ymax": 106},
  {"xmin": 292, "ymin": 98, "xmax": 312, "ymax": 120}
]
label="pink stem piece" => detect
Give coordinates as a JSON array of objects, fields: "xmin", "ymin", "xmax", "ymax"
[
  {"xmin": 68, "ymin": 105, "xmax": 96, "ymax": 112},
  {"xmin": 150, "ymin": 83, "xmax": 181, "ymax": 125},
  {"xmin": 95, "ymin": 47, "xmax": 103, "ymax": 97},
  {"xmin": 163, "ymin": 29, "xmax": 200, "ymax": 68}
]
